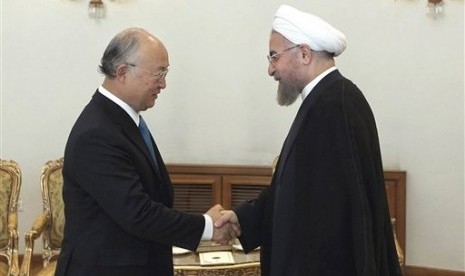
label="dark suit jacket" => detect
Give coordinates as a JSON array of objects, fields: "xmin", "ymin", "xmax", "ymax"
[
  {"xmin": 55, "ymin": 91, "xmax": 204, "ymax": 276},
  {"xmin": 235, "ymin": 70, "xmax": 402, "ymax": 276}
]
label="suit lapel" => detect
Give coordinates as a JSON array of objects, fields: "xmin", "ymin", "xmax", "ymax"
[{"xmin": 92, "ymin": 92, "xmax": 163, "ymax": 180}]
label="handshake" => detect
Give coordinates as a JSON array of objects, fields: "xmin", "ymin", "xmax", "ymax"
[{"xmin": 205, "ymin": 204, "xmax": 241, "ymax": 245}]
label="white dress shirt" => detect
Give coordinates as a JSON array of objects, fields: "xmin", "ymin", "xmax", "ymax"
[{"xmin": 301, "ymin": 66, "xmax": 337, "ymax": 100}]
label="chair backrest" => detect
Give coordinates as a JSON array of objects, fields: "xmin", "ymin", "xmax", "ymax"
[
  {"xmin": 0, "ymin": 159, "xmax": 21, "ymax": 271},
  {"xmin": 40, "ymin": 158, "xmax": 65, "ymax": 264}
]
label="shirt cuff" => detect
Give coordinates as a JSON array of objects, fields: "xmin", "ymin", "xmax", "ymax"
[{"xmin": 201, "ymin": 214, "xmax": 213, "ymax": 240}]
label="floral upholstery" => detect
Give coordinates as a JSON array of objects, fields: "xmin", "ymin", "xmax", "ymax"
[
  {"xmin": 0, "ymin": 172, "xmax": 13, "ymax": 248},
  {"xmin": 41, "ymin": 160, "xmax": 65, "ymax": 259},
  {"xmin": 0, "ymin": 159, "xmax": 21, "ymax": 276}
]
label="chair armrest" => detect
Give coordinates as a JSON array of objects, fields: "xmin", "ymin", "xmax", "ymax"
[
  {"xmin": 19, "ymin": 212, "xmax": 50, "ymax": 276},
  {"xmin": 8, "ymin": 229, "xmax": 19, "ymax": 276},
  {"xmin": 7, "ymin": 212, "xmax": 19, "ymax": 276},
  {"xmin": 30, "ymin": 212, "xmax": 49, "ymax": 235}
]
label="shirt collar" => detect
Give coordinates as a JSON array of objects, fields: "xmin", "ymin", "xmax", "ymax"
[
  {"xmin": 301, "ymin": 66, "xmax": 337, "ymax": 100},
  {"xmin": 98, "ymin": 85, "xmax": 140, "ymax": 125}
]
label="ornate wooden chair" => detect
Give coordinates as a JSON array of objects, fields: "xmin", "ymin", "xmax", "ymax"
[
  {"xmin": 19, "ymin": 158, "xmax": 64, "ymax": 276},
  {"xmin": 0, "ymin": 159, "xmax": 21, "ymax": 276}
]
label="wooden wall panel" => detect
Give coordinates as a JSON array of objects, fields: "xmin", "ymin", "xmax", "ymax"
[
  {"xmin": 384, "ymin": 171, "xmax": 407, "ymax": 260},
  {"xmin": 167, "ymin": 165, "xmax": 407, "ymax": 270},
  {"xmin": 167, "ymin": 164, "xmax": 406, "ymax": 258},
  {"xmin": 169, "ymin": 174, "xmax": 222, "ymax": 213},
  {"xmin": 222, "ymin": 175, "xmax": 271, "ymax": 210}
]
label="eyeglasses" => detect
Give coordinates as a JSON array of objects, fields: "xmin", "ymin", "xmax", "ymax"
[
  {"xmin": 267, "ymin": 44, "xmax": 300, "ymax": 64},
  {"xmin": 128, "ymin": 63, "xmax": 169, "ymax": 79}
]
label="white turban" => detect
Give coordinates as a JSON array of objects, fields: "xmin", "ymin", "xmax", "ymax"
[{"xmin": 272, "ymin": 4, "xmax": 347, "ymax": 56}]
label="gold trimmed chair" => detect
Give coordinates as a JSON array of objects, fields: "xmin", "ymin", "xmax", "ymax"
[
  {"xmin": 0, "ymin": 159, "xmax": 21, "ymax": 276},
  {"xmin": 19, "ymin": 158, "xmax": 64, "ymax": 276}
]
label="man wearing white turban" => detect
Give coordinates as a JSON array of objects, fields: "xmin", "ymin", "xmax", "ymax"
[{"xmin": 216, "ymin": 4, "xmax": 402, "ymax": 276}]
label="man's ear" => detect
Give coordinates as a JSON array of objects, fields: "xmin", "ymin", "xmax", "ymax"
[
  {"xmin": 300, "ymin": 44, "xmax": 312, "ymax": 65},
  {"xmin": 116, "ymin": 64, "xmax": 129, "ymax": 81}
]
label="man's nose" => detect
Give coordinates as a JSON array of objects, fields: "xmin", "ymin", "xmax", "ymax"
[{"xmin": 268, "ymin": 63, "xmax": 276, "ymax": 77}]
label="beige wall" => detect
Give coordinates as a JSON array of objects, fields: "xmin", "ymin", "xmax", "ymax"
[{"xmin": 1, "ymin": 0, "xmax": 464, "ymax": 271}]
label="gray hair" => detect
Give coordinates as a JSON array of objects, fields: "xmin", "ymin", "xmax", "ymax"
[{"xmin": 99, "ymin": 27, "xmax": 152, "ymax": 78}]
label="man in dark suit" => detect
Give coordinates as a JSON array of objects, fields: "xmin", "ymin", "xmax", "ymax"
[
  {"xmin": 55, "ymin": 27, "xmax": 235, "ymax": 276},
  {"xmin": 216, "ymin": 5, "xmax": 402, "ymax": 276}
]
